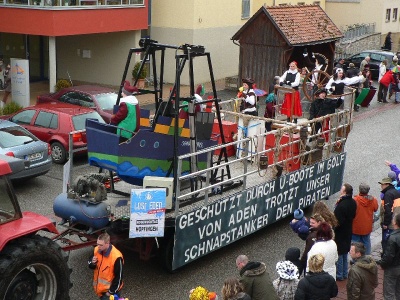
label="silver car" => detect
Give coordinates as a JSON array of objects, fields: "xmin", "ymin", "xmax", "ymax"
[{"xmin": 0, "ymin": 120, "xmax": 52, "ymax": 180}]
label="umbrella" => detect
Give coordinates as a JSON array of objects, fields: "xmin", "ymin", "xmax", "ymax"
[
  {"xmin": 392, "ymin": 66, "xmax": 400, "ymax": 73},
  {"xmin": 254, "ymin": 88, "xmax": 268, "ymax": 96}
]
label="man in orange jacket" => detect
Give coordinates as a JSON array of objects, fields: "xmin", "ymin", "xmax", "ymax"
[
  {"xmin": 351, "ymin": 183, "xmax": 378, "ymax": 254},
  {"xmin": 89, "ymin": 233, "xmax": 124, "ymax": 299}
]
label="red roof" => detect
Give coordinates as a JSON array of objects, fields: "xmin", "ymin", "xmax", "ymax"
[{"xmin": 232, "ymin": 5, "xmax": 343, "ymax": 46}]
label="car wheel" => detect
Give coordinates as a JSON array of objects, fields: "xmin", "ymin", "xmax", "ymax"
[{"xmin": 51, "ymin": 142, "xmax": 67, "ymax": 164}]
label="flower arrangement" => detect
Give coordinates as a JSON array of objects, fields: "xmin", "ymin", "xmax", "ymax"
[{"xmin": 189, "ymin": 286, "xmax": 210, "ymax": 300}]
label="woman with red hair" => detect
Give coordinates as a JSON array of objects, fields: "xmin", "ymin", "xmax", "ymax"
[
  {"xmin": 279, "ymin": 61, "xmax": 302, "ymax": 122},
  {"xmin": 306, "ymin": 222, "xmax": 338, "ymax": 279}
]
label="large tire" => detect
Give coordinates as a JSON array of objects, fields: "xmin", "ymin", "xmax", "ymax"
[
  {"xmin": 0, "ymin": 235, "xmax": 72, "ymax": 300},
  {"xmin": 51, "ymin": 142, "xmax": 67, "ymax": 164}
]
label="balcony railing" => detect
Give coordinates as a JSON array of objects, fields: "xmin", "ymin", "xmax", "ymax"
[{"xmin": 0, "ymin": 0, "xmax": 143, "ymax": 7}]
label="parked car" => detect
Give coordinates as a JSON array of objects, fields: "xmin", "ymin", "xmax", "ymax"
[
  {"xmin": 37, "ymin": 85, "xmax": 118, "ymax": 123},
  {"xmin": 0, "ymin": 120, "xmax": 52, "ymax": 180},
  {"xmin": 1, "ymin": 103, "xmax": 105, "ymax": 164},
  {"xmin": 340, "ymin": 50, "xmax": 395, "ymax": 79}
]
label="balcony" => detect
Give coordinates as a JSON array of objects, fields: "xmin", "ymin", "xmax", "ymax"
[
  {"xmin": 0, "ymin": 0, "xmax": 147, "ymax": 36},
  {"xmin": 0, "ymin": 0, "xmax": 143, "ymax": 6}
]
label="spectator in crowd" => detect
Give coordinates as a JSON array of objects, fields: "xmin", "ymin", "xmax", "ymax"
[
  {"xmin": 221, "ymin": 278, "xmax": 250, "ymax": 300},
  {"xmin": 334, "ymin": 183, "xmax": 357, "ymax": 281},
  {"xmin": 236, "ymin": 255, "xmax": 279, "ymax": 300},
  {"xmin": 312, "ymin": 201, "xmax": 338, "ymax": 229},
  {"xmin": 360, "ymin": 56, "xmax": 370, "ymax": 72},
  {"xmin": 307, "ymin": 222, "xmax": 338, "ymax": 279},
  {"xmin": 351, "ymin": 183, "xmax": 379, "ymax": 254},
  {"xmin": 346, "ymin": 63, "xmax": 361, "ymax": 103},
  {"xmin": 289, "ymin": 208, "xmax": 310, "ymax": 241},
  {"xmin": 300, "ymin": 214, "xmax": 325, "ymax": 275},
  {"xmin": 347, "ymin": 242, "xmax": 378, "ymax": 300},
  {"xmin": 279, "ymin": 61, "xmax": 302, "ymax": 123},
  {"xmin": 285, "ymin": 247, "xmax": 303, "ymax": 278},
  {"xmin": 388, "ymin": 56, "xmax": 399, "ymax": 99},
  {"xmin": 334, "ymin": 58, "xmax": 345, "ymax": 72},
  {"xmin": 294, "ymin": 254, "xmax": 338, "ymax": 300},
  {"xmin": 111, "ymin": 81, "xmax": 140, "ymax": 139},
  {"xmin": 379, "ymin": 59, "xmax": 388, "ymax": 82},
  {"xmin": 378, "ymin": 70, "xmax": 397, "ymax": 103},
  {"xmin": 273, "ymin": 261, "xmax": 299, "ymax": 300},
  {"xmin": 379, "ymin": 213, "xmax": 400, "ymax": 299},
  {"xmin": 383, "ymin": 32, "xmax": 392, "ymax": 51},
  {"xmin": 379, "ymin": 177, "xmax": 400, "ymax": 251},
  {"xmin": 1, "ymin": 63, "xmax": 11, "ymax": 108},
  {"xmin": 385, "ymin": 160, "xmax": 400, "ymax": 184}
]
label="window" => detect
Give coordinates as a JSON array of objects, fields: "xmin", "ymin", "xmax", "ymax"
[
  {"xmin": 313, "ymin": 1, "xmax": 320, "ymax": 5},
  {"xmin": 34, "ymin": 111, "xmax": 58, "ymax": 129},
  {"xmin": 241, "ymin": 0, "xmax": 250, "ymax": 19},
  {"xmin": 11, "ymin": 110, "xmax": 36, "ymax": 125},
  {"xmin": 386, "ymin": 9, "xmax": 391, "ymax": 22},
  {"xmin": 393, "ymin": 8, "xmax": 398, "ymax": 21},
  {"xmin": 59, "ymin": 92, "xmax": 95, "ymax": 108},
  {"xmin": 298, "ymin": 2, "xmax": 305, "ymax": 5}
]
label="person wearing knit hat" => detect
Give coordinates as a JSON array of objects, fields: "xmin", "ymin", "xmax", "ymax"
[
  {"xmin": 273, "ymin": 261, "xmax": 299, "ymax": 299},
  {"xmin": 385, "ymin": 160, "xmax": 400, "ymax": 190},
  {"xmin": 290, "ymin": 208, "xmax": 310, "ymax": 241},
  {"xmin": 110, "ymin": 81, "xmax": 140, "ymax": 139}
]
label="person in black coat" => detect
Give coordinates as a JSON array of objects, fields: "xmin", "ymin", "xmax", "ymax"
[
  {"xmin": 309, "ymin": 88, "xmax": 343, "ymax": 141},
  {"xmin": 334, "ymin": 183, "xmax": 357, "ymax": 281},
  {"xmin": 295, "ymin": 253, "xmax": 338, "ymax": 300}
]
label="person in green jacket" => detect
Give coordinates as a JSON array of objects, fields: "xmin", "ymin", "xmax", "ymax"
[
  {"xmin": 111, "ymin": 81, "xmax": 140, "ymax": 139},
  {"xmin": 236, "ymin": 255, "xmax": 279, "ymax": 300}
]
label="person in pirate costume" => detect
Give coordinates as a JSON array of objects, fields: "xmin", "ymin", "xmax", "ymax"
[
  {"xmin": 325, "ymin": 68, "xmax": 365, "ymax": 111},
  {"xmin": 240, "ymin": 77, "xmax": 258, "ymax": 116},
  {"xmin": 279, "ymin": 61, "xmax": 302, "ymax": 123}
]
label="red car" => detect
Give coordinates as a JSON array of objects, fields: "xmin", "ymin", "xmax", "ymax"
[
  {"xmin": 37, "ymin": 85, "xmax": 118, "ymax": 123},
  {"xmin": 3, "ymin": 103, "xmax": 105, "ymax": 164}
]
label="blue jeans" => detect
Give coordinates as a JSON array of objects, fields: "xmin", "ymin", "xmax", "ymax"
[
  {"xmin": 352, "ymin": 233, "xmax": 371, "ymax": 255},
  {"xmin": 395, "ymin": 92, "xmax": 400, "ymax": 103},
  {"xmin": 336, "ymin": 254, "xmax": 348, "ymax": 280}
]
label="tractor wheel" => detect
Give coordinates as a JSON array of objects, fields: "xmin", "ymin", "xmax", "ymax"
[{"xmin": 0, "ymin": 235, "xmax": 72, "ymax": 300}]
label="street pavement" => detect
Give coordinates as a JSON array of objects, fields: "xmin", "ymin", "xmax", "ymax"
[{"xmin": 3, "ymin": 81, "xmax": 397, "ymax": 299}]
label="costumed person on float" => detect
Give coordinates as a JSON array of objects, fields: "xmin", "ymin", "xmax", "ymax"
[
  {"xmin": 179, "ymin": 84, "xmax": 204, "ymax": 119},
  {"xmin": 111, "ymin": 80, "xmax": 140, "ymax": 139},
  {"xmin": 239, "ymin": 77, "xmax": 258, "ymax": 116},
  {"xmin": 279, "ymin": 61, "xmax": 302, "ymax": 123},
  {"xmin": 325, "ymin": 68, "xmax": 365, "ymax": 110}
]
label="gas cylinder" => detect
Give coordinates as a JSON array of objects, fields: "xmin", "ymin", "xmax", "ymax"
[{"xmin": 53, "ymin": 193, "xmax": 110, "ymax": 230}]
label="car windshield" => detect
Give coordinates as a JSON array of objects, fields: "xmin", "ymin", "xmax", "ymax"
[
  {"xmin": 0, "ymin": 126, "xmax": 37, "ymax": 148},
  {"xmin": 94, "ymin": 93, "xmax": 118, "ymax": 110},
  {"xmin": 72, "ymin": 111, "xmax": 105, "ymax": 130}
]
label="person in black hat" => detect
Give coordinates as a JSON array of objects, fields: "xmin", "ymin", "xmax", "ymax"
[
  {"xmin": 308, "ymin": 88, "xmax": 343, "ymax": 141},
  {"xmin": 240, "ymin": 77, "xmax": 258, "ymax": 116}
]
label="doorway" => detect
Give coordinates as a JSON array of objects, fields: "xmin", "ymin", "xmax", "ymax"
[{"xmin": 0, "ymin": 33, "xmax": 49, "ymax": 82}]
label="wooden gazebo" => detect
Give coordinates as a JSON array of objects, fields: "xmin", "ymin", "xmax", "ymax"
[{"xmin": 231, "ymin": 5, "xmax": 343, "ymax": 91}]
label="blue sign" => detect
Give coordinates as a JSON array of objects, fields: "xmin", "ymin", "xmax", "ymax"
[{"xmin": 129, "ymin": 188, "xmax": 166, "ymax": 238}]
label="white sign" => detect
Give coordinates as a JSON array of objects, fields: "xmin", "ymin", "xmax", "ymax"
[
  {"xmin": 10, "ymin": 58, "xmax": 30, "ymax": 107},
  {"xmin": 129, "ymin": 188, "xmax": 166, "ymax": 238}
]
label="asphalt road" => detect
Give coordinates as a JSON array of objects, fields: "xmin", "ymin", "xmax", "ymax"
[{"xmin": 11, "ymin": 90, "xmax": 400, "ymax": 299}]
